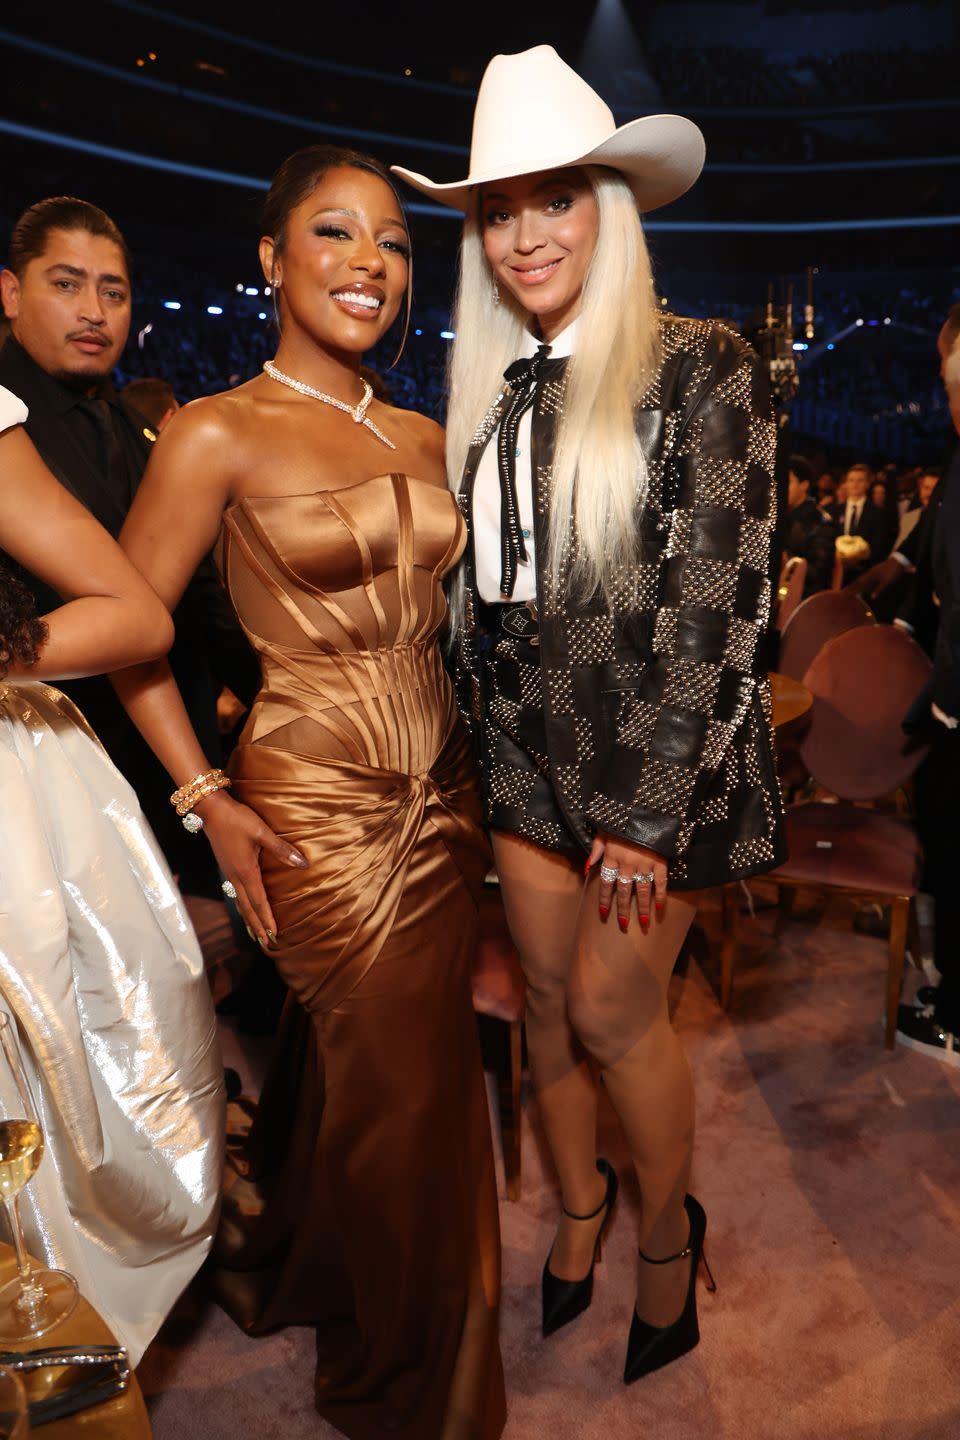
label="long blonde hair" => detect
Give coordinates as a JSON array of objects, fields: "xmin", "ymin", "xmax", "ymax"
[{"xmin": 446, "ymin": 166, "xmax": 661, "ymax": 614}]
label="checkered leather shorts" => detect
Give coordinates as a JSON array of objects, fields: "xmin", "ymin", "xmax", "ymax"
[{"xmin": 478, "ymin": 616, "xmax": 583, "ymax": 857}]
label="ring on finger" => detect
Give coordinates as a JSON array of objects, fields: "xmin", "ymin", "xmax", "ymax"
[
  {"xmin": 632, "ymin": 871, "xmax": 655, "ymax": 886},
  {"xmin": 221, "ymin": 879, "xmax": 238, "ymax": 900},
  {"xmin": 616, "ymin": 874, "xmax": 634, "ymax": 886},
  {"xmin": 599, "ymin": 864, "xmax": 620, "ymax": 883}
]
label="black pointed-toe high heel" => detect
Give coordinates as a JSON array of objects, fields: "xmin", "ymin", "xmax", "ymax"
[
  {"xmin": 542, "ymin": 1159, "xmax": 619, "ymax": 1338},
  {"xmin": 623, "ymin": 1193, "xmax": 716, "ymax": 1384}
]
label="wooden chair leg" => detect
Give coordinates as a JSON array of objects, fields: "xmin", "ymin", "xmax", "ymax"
[
  {"xmin": 906, "ymin": 899, "xmax": 923, "ymax": 972},
  {"xmin": 720, "ymin": 883, "xmax": 737, "ymax": 1010},
  {"xmin": 499, "ymin": 1019, "xmax": 523, "ymax": 1201},
  {"xmin": 886, "ymin": 896, "xmax": 910, "ymax": 1050},
  {"xmin": 774, "ymin": 884, "xmax": 795, "ymax": 939}
]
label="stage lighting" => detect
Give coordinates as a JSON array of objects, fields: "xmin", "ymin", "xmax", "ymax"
[
  {"xmin": 440, "ymin": 330, "xmax": 455, "ymax": 340},
  {"xmin": 245, "ymin": 287, "xmax": 258, "ymax": 296},
  {"xmin": 163, "ymin": 301, "xmax": 181, "ymax": 310},
  {"xmin": 207, "ymin": 306, "xmax": 223, "ymax": 315}
]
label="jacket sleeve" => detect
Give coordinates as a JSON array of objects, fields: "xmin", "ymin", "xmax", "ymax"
[
  {"xmin": 931, "ymin": 470, "xmax": 960, "ymax": 718},
  {"xmin": 803, "ymin": 509, "xmax": 838, "ymax": 595},
  {"xmin": 586, "ymin": 332, "xmax": 778, "ymax": 857}
]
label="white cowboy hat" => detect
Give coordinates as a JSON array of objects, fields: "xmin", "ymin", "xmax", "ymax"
[{"xmin": 392, "ymin": 45, "xmax": 705, "ymax": 214}]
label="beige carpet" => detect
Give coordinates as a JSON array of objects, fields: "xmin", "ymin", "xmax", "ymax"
[{"xmin": 141, "ymin": 887, "xmax": 960, "ymax": 1440}]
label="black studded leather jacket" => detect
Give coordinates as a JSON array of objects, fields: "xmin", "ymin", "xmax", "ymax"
[{"xmin": 453, "ymin": 315, "xmax": 787, "ymax": 891}]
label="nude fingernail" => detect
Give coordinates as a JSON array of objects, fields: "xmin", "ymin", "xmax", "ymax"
[
  {"xmin": 288, "ymin": 851, "xmax": 308, "ymax": 868},
  {"xmin": 245, "ymin": 925, "xmax": 256, "ymax": 942},
  {"xmin": 266, "ymin": 930, "xmax": 277, "ymax": 943}
]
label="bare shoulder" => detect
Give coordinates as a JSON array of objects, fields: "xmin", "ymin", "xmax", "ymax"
[
  {"xmin": 383, "ymin": 406, "xmax": 446, "ymax": 487},
  {"xmin": 162, "ymin": 386, "xmax": 248, "ymax": 449},
  {"xmin": 149, "ymin": 383, "xmax": 258, "ymax": 484}
]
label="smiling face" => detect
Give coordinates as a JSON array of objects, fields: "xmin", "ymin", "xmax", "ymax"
[
  {"xmin": 260, "ymin": 165, "xmax": 410, "ymax": 359},
  {"xmin": 480, "ymin": 168, "xmax": 600, "ymax": 341},
  {"xmin": 0, "ymin": 227, "xmax": 131, "ymax": 382}
]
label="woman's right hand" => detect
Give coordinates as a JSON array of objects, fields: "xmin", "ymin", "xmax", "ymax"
[{"xmin": 192, "ymin": 789, "xmax": 307, "ymax": 946}]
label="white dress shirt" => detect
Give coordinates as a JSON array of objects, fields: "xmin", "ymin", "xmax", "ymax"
[{"xmin": 473, "ymin": 318, "xmax": 579, "ymax": 603}]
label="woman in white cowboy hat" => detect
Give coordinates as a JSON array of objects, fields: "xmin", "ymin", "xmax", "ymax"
[{"xmin": 394, "ymin": 45, "xmax": 785, "ymax": 1383}]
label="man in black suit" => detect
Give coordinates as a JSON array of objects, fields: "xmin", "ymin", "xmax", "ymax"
[
  {"xmin": 0, "ymin": 196, "xmax": 246, "ymax": 891},
  {"xmin": 836, "ymin": 461, "xmax": 896, "ymax": 583},
  {"xmin": 894, "ymin": 304, "xmax": 960, "ymax": 1066},
  {"xmin": 784, "ymin": 454, "xmax": 838, "ymax": 596}
]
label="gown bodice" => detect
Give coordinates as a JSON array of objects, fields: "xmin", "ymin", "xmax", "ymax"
[{"xmin": 219, "ymin": 472, "xmax": 465, "ymax": 776}]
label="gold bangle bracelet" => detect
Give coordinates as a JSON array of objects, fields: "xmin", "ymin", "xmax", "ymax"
[
  {"xmin": 170, "ymin": 769, "xmax": 231, "ymax": 815},
  {"xmin": 174, "ymin": 777, "xmax": 232, "ymax": 817},
  {"xmin": 170, "ymin": 768, "xmax": 222, "ymax": 808}
]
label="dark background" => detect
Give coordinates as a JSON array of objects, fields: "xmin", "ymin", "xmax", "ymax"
[{"xmin": 2, "ymin": 1, "xmax": 957, "ymax": 458}]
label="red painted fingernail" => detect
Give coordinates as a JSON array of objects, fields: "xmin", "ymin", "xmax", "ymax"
[
  {"xmin": 656, "ymin": 900, "xmax": 664, "ymax": 913},
  {"xmin": 618, "ymin": 916, "xmax": 628, "ymax": 933},
  {"xmin": 584, "ymin": 858, "xmax": 592, "ymax": 876},
  {"xmin": 640, "ymin": 917, "xmax": 650, "ymax": 932},
  {"xmin": 599, "ymin": 906, "xmax": 609, "ymax": 920}
]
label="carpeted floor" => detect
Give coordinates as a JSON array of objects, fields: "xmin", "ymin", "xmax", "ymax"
[{"xmin": 140, "ymin": 886, "xmax": 960, "ymax": 1440}]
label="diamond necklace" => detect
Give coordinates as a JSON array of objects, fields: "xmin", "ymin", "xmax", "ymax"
[{"xmin": 262, "ymin": 359, "xmax": 396, "ymax": 449}]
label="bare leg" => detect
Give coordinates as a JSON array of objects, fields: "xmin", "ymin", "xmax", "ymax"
[
  {"xmin": 569, "ymin": 875, "xmax": 697, "ymax": 1328},
  {"xmin": 492, "ymin": 832, "xmax": 607, "ymax": 1281}
]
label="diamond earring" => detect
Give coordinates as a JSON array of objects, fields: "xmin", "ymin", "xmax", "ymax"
[{"xmin": 491, "ymin": 275, "xmax": 500, "ymax": 304}]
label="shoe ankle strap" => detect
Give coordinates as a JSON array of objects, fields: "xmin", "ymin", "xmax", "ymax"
[
  {"xmin": 562, "ymin": 1165, "xmax": 611, "ymax": 1222},
  {"xmin": 638, "ymin": 1240, "xmax": 692, "ymax": 1265}
]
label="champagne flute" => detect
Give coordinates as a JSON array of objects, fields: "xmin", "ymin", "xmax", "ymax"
[
  {"xmin": 0, "ymin": 1014, "xmax": 77, "ymax": 1342},
  {"xmin": 0, "ymin": 1366, "xmax": 28, "ymax": 1438}
]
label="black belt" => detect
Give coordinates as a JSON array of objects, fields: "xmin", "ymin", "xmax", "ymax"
[{"xmin": 476, "ymin": 598, "xmax": 540, "ymax": 646}]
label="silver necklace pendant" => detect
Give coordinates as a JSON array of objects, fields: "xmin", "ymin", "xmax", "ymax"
[{"xmin": 263, "ymin": 360, "xmax": 396, "ymax": 449}]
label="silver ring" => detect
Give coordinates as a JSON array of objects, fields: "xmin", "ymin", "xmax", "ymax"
[
  {"xmin": 599, "ymin": 864, "xmax": 619, "ymax": 883},
  {"xmin": 632, "ymin": 871, "xmax": 655, "ymax": 886},
  {"xmin": 221, "ymin": 880, "xmax": 238, "ymax": 900},
  {"xmin": 617, "ymin": 874, "xmax": 634, "ymax": 885}
]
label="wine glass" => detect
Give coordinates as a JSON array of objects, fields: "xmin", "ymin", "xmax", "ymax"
[
  {"xmin": 0, "ymin": 1365, "xmax": 28, "ymax": 1438},
  {"xmin": 0, "ymin": 1014, "xmax": 78, "ymax": 1342}
]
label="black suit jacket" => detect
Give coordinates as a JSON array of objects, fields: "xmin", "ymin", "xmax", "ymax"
[
  {"xmin": 0, "ymin": 338, "xmax": 241, "ymax": 888},
  {"xmin": 929, "ymin": 451, "xmax": 960, "ymax": 717},
  {"xmin": 837, "ymin": 497, "xmax": 896, "ymax": 575},
  {"xmin": 895, "ymin": 482, "xmax": 946, "ymax": 655},
  {"xmin": 455, "ymin": 317, "xmax": 786, "ymax": 891}
]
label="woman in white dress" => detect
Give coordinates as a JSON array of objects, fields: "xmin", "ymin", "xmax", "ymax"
[{"xmin": 0, "ymin": 383, "xmax": 224, "ymax": 1364}]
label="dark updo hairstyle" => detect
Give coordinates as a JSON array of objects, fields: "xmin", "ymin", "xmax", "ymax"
[
  {"xmin": 0, "ymin": 559, "xmax": 47, "ymax": 678},
  {"xmin": 261, "ymin": 144, "xmax": 411, "ymax": 367},
  {"xmin": 7, "ymin": 196, "xmax": 132, "ymax": 278}
]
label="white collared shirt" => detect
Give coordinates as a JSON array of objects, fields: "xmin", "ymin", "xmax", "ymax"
[{"xmin": 473, "ymin": 318, "xmax": 579, "ymax": 603}]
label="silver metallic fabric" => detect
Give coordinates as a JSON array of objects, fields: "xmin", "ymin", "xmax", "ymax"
[{"xmin": 0, "ymin": 681, "xmax": 224, "ymax": 1365}]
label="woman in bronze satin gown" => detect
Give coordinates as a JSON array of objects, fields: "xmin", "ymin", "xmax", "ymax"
[{"xmin": 113, "ymin": 146, "xmax": 506, "ymax": 1440}]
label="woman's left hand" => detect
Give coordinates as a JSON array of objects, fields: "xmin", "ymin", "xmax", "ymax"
[{"xmin": 586, "ymin": 832, "xmax": 668, "ymax": 933}]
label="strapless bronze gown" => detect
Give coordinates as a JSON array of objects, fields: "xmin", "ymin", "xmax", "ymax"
[{"xmin": 212, "ymin": 474, "xmax": 506, "ymax": 1440}]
